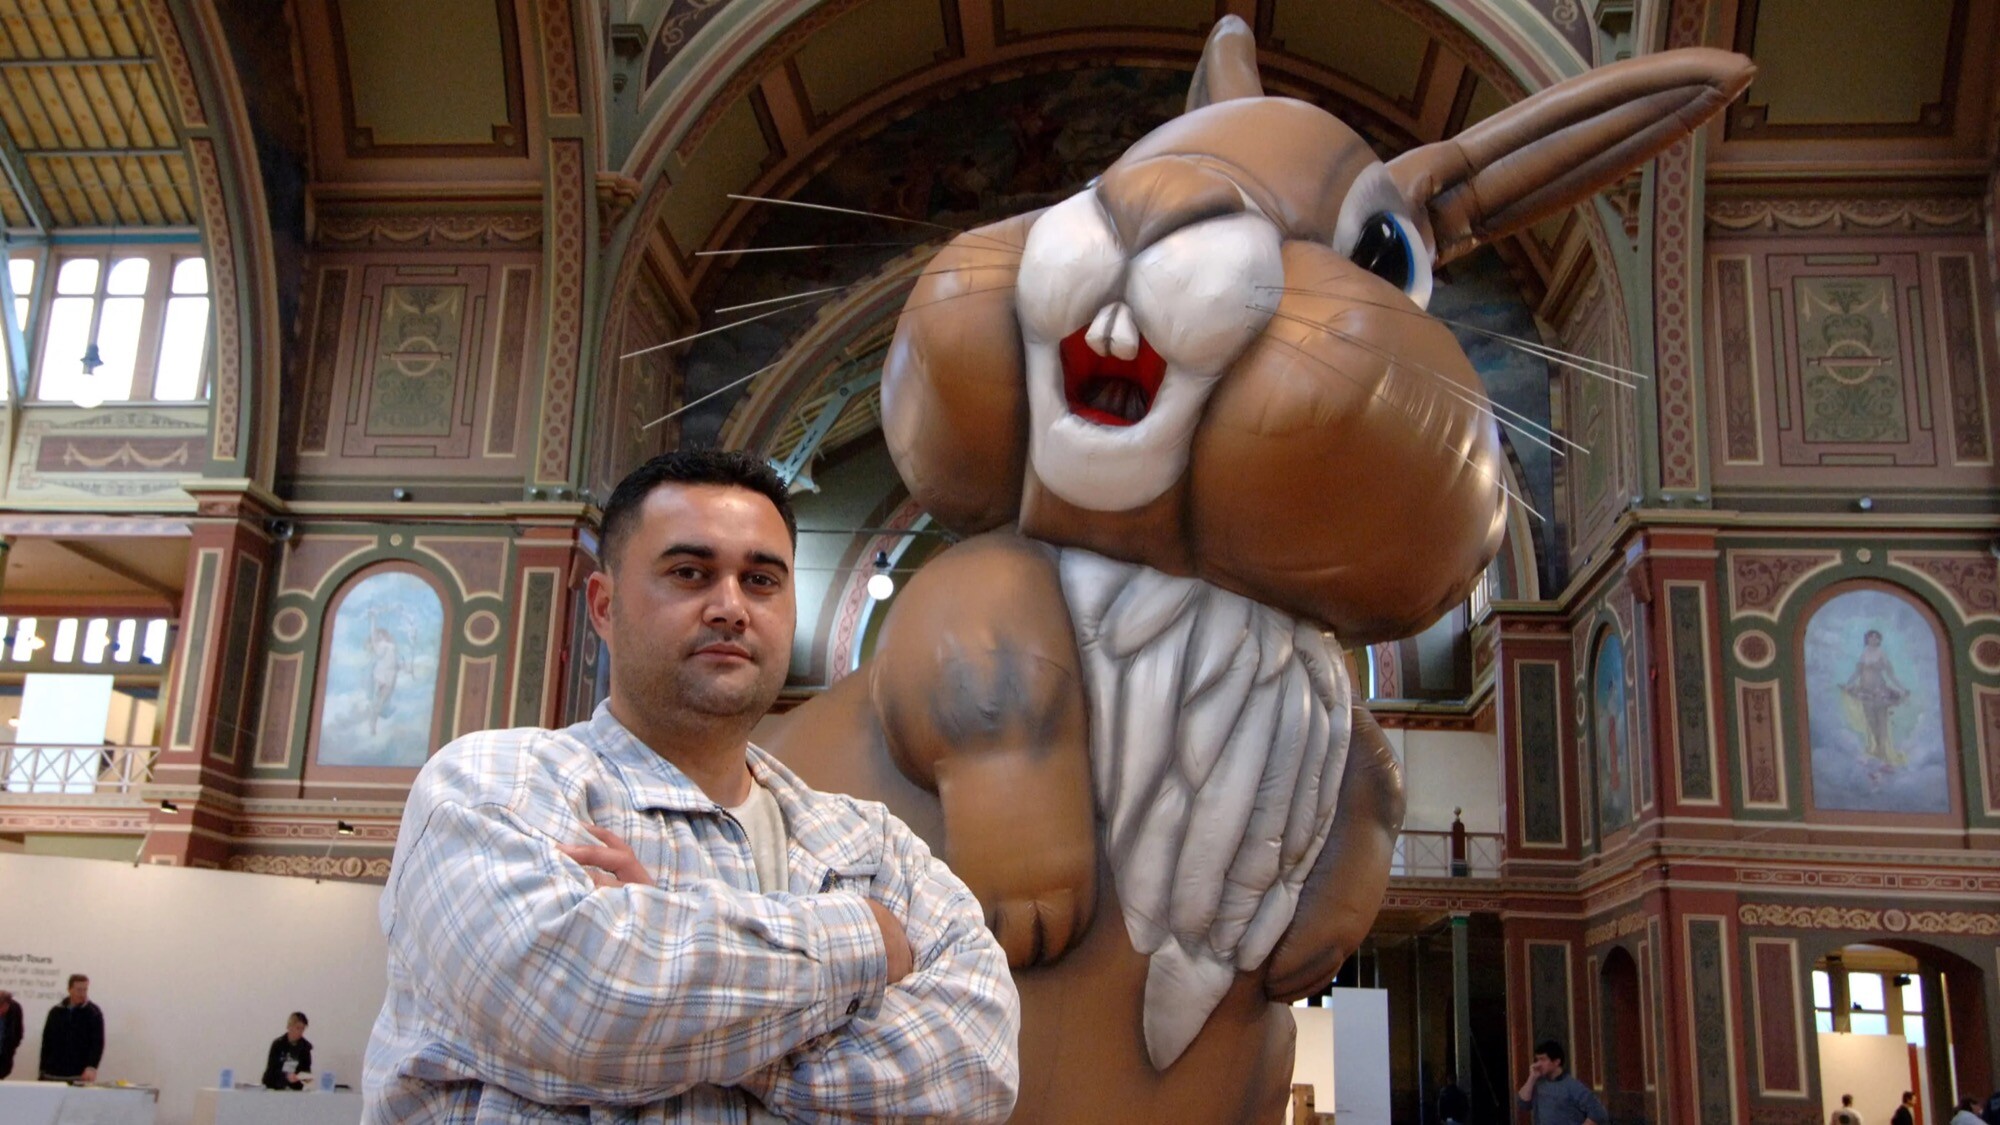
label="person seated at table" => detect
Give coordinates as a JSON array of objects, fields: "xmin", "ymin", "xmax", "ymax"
[{"xmin": 263, "ymin": 1012, "xmax": 313, "ymax": 1090}]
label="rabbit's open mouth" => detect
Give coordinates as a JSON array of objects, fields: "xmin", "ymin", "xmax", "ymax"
[{"xmin": 1059, "ymin": 326, "xmax": 1166, "ymax": 427}]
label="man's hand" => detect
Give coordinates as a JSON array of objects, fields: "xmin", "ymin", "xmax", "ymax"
[
  {"xmin": 866, "ymin": 900, "xmax": 914, "ymax": 985},
  {"xmin": 558, "ymin": 825, "xmax": 652, "ymax": 888},
  {"xmin": 80, "ymin": 1067, "xmax": 97, "ymax": 1083}
]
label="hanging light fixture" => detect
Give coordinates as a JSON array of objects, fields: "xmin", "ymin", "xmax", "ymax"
[
  {"xmin": 865, "ymin": 550, "xmax": 895, "ymax": 601},
  {"xmin": 73, "ymin": 341, "xmax": 105, "ymax": 409}
]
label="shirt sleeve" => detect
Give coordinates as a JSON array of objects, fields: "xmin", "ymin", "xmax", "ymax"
[
  {"xmin": 746, "ymin": 812, "xmax": 1020, "ymax": 1123},
  {"xmin": 383, "ymin": 790, "xmax": 889, "ymax": 1106},
  {"xmin": 83, "ymin": 1007, "xmax": 103, "ymax": 1070},
  {"xmin": 1579, "ymin": 1083, "xmax": 1610, "ymax": 1122}
]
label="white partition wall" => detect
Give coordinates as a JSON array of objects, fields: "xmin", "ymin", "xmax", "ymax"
[
  {"xmin": 0, "ymin": 853, "xmax": 387, "ymax": 1125},
  {"xmin": 1290, "ymin": 989, "xmax": 1392, "ymax": 1125}
]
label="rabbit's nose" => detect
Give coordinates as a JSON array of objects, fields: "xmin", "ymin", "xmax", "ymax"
[{"xmin": 1097, "ymin": 157, "xmax": 1244, "ymax": 254}]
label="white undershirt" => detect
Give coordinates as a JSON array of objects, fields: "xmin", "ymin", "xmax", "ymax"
[{"xmin": 724, "ymin": 779, "xmax": 788, "ymax": 895}]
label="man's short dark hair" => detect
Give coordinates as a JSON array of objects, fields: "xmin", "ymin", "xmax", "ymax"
[
  {"xmin": 1535, "ymin": 1039, "xmax": 1564, "ymax": 1064},
  {"xmin": 67, "ymin": 974, "xmax": 87, "ymax": 987},
  {"xmin": 599, "ymin": 449, "xmax": 797, "ymax": 570},
  {"xmin": 290, "ymin": 1011, "xmax": 309, "ymax": 1026}
]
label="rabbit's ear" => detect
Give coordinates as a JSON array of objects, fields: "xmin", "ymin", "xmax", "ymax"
[
  {"xmin": 1186, "ymin": 15, "xmax": 1263, "ymax": 113},
  {"xmin": 1388, "ymin": 48, "xmax": 1753, "ymax": 263}
]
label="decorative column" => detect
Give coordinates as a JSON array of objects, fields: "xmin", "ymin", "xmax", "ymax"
[{"xmin": 144, "ymin": 483, "xmax": 278, "ymax": 866}]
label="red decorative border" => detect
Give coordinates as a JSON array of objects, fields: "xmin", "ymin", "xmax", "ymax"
[
  {"xmin": 537, "ymin": 139, "xmax": 586, "ymax": 481},
  {"xmin": 541, "ymin": 0, "xmax": 580, "ymax": 115},
  {"xmin": 189, "ymin": 138, "xmax": 242, "ymax": 462},
  {"xmin": 1651, "ymin": 0, "xmax": 1708, "ymax": 491},
  {"xmin": 138, "ymin": 0, "xmax": 207, "ymax": 126}
]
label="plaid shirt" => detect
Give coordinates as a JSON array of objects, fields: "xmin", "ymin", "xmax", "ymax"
[{"xmin": 364, "ymin": 703, "xmax": 1019, "ymax": 1123}]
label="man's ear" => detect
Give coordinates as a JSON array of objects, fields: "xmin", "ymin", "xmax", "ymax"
[
  {"xmin": 1388, "ymin": 48, "xmax": 1753, "ymax": 263},
  {"xmin": 1185, "ymin": 14, "xmax": 1263, "ymax": 113},
  {"xmin": 585, "ymin": 569, "xmax": 615, "ymax": 642}
]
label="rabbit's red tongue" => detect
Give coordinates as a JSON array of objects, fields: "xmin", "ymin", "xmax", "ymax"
[{"xmin": 1059, "ymin": 328, "xmax": 1166, "ymax": 427}]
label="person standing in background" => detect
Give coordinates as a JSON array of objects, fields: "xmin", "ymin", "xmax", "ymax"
[
  {"xmin": 38, "ymin": 974, "xmax": 103, "ymax": 1082},
  {"xmin": 0, "ymin": 988, "xmax": 23, "ymax": 1079},
  {"xmin": 1892, "ymin": 1091, "xmax": 1917, "ymax": 1125},
  {"xmin": 263, "ymin": 1012, "xmax": 313, "ymax": 1090},
  {"xmin": 1831, "ymin": 1093, "xmax": 1864, "ymax": 1125}
]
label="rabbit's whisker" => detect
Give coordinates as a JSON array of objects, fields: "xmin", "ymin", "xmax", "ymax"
[
  {"xmin": 1252, "ymin": 305, "xmax": 1588, "ymax": 458},
  {"xmin": 621, "ymin": 299, "xmax": 837, "ymax": 360},
  {"xmin": 1255, "ymin": 285, "xmax": 1649, "ymax": 384},
  {"xmin": 1252, "ymin": 328, "xmax": 1546, "ymax": 522},
  {"xmin": 697, "ymin": 241, "xmax": 936, "ymax": 257},
  {"xmin": 639, "ymin": 362, "xmax": 780, "ymax": 431},
  {"xmin": 714, "ymin": 285, "xmax": 848, "ymax": 315},
  {"xmin": 727, "ymin": 194, "xmax": 1026, "ymax": 255}
]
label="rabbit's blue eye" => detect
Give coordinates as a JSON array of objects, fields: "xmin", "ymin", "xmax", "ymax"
[{"xmin": 1351, "ymin": 212, "xmax": 1414, "ymax": 291}]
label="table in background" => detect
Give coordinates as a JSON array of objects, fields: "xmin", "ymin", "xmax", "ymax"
[
  {"xmin": 0, "ymin": 1081, "xmax": 159, "ymax": 1125},
  {"xmin": 192, "ymin": 1087, "xmax": 363, "ymax": 1125}
]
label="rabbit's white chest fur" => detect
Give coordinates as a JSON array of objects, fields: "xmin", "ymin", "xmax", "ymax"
[{"xmin": 1057, "ymin": 547, "xmax": 1351, "ymax": 1069}]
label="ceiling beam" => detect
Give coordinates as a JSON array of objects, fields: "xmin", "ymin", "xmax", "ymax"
[
  {"xmin": 50, "ymin": 540, "xmax": 180, "ymax": 602},
  {"xmin": 0, "ymin": 129, "xmax": 51, "ymax": 235},
  {"xmin": 0, "ymin": 57, "xmax": 154, "ymax": 69},
  {"xmin": 771, "ymin": 363, "xmax": 882, "ymax": 485},
  {"xmin": 20, "ymin": 147, "xmax": 181, "ymax": 159}
]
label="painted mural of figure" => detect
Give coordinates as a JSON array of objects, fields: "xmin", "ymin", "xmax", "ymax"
[
  {"xmin": 1841, "ymin": 628, "xmax": 1909, "ymax": 770},
  {"xmin": 364, "ymin": 608, "xmax": 405, "ymax": 737}
]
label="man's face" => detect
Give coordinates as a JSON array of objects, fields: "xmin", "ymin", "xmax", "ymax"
[
  {"xmin": 589, "ymin": 483, "xmax": 795, "ymax": 725},
  {"xmin": 1532, "ymin": 1053, "xmax": 1555, "ymax": 1076},
  {"xmin": 287, "ymin": 1018, "xmax": 306, "ymax": 1041},
  {"xmin": 68, "ymin": 979, "xmax": 87, "ymax": 1005}
]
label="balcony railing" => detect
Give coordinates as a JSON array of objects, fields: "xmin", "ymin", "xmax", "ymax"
[
  {"xmin": 1391, "ymin": 827, "xmax": 1503, "ymax": 878},
  {"xmin": 0, "ymin": 744, "xmax": 159, "ymax": 796}
]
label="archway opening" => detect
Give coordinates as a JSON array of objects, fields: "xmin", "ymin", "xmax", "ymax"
[
  {"xmin": 1813, "ymin": 941, "xmax": 1992, "ymax": 1125},
  {"xmin": 1598, "ymin": 946, "xmax": 1646, "ymax": 1123}
]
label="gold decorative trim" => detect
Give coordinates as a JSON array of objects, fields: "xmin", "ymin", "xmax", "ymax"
[
  {"xmin": 1585, "ymin": 911, "xmax": 1649, "ymax": 947},
  {"xmin": 1706, "ymin": 196, "xmax": 1984, "ymax": 236},
  {"xmin": 1738, "ymin": 903, "xmax": 2000, "ymax": 934}
]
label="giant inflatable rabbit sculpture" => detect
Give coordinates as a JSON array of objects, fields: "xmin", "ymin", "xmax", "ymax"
[{"xmin": 767, "ymin": 19, "xmax": 1751, "ymax": 1121}]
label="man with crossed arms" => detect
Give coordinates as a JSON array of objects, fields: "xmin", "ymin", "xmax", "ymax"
[{"xmin": 365, "ymin": 450, "xmax": 1019, "ymax": 1122}]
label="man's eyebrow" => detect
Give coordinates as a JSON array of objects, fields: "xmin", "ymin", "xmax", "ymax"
[
  {"xmin": 659, "ymin": 543, "xmax": 716, "ymax": 560},
  {"xmin": 748, "ymin": 550, "xmax": 790, "ymax": 575}
]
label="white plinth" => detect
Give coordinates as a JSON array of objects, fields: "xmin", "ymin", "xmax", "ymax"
[
  {"xmin": 191, "ymin": 1087, "xmax": 363, "ymax": 1125},
  {"xmin": 0, "ymin": 1081, "xmax": 159, "ymax": 1125}
]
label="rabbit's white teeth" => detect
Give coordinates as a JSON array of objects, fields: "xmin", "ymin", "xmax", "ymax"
[
  {"xmin": 1085, "ymin": 303, "xmax": 1121, "ymax": 358},
  {"xmin": 1108, "ymin": 304, "xmax": 1140, "ymax": 360}
]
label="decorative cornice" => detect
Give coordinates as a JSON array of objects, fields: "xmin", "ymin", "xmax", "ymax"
[
  {"xmin": 226, "ymin": 853, "xmax": 392, "ymax": 881},
  {"xmin": 313, "ymin": 211, "xmax": 545, "ymax": 251},
  {"xmin": 1706, "ymin": 195, "xmax": 1985, "ymax": 237},
  {"xmin": 1584, "ymin": 911, "xmax": 1650, "ymax": 947}
]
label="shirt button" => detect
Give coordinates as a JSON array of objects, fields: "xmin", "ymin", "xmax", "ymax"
[{"xmin": 846, "ymin": 999, "xmax": 860, "ymax": 1015}]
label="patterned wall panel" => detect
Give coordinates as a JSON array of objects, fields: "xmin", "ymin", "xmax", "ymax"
[
  {"xmin": 1516, "ymin": 660, "xmax": 1566, "ymax": 847},
  {"xmin": 208, "ymin": 556, "xmax": 265, "ymax": 764},
  {"xmin": 1735, "ymin": 680, "xmax": 1786, "ymax": 809},
  {"xmin": 1977, "ymin": 685, "xmax": 2000, "ymax": 817},
  {"xmin": 1685, "ymin": 917, "xmax": 1737, "ymax": 1122},
  {"xmin": 6, "ymin": 407, "xmax": 209, "ymax": 501},
  {"xmin": 1704, "ymin": 235, "xmax": 1998, "ymax": 490},
  {"xmin": 510, "ymin": 568, "xmax": 560, "ymax": 726},
  {"xmin": 256, "ymin": 652, "xmax": 302, "ymax": 768},
  {"xmin": 1668, "ymin": 582, "xmax": 1720, "ymax": 805},
  {"xmin": 1748, "ymin": 938, "xmax": 1806, "ymax": 1097},
  {"xmin": 287, "ymin": 258, "xmax": 539, "ymax": 491},
  {"xmin": 454, "ymin": 654, "xmax": 497, "ymax": 738},
  {"xmin": 169, "ymin": 549, "xmax": 223, "ymax": 751},
  {"xmin": 1528, "ymin": 941, "xmax": 1572, "ymax": 1054}
]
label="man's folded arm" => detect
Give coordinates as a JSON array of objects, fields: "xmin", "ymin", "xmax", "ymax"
[
  {"xmin": 748, "ymin": 818, "xmax": 1021, "ymax": 1123},
  {"xmin": 387, "ymin": 796, "xmax": 889, "ymax": 1105}
]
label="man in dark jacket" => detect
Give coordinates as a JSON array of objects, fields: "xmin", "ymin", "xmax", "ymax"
[
  {"xmin": 263, "ymin": 1012, "xmax": 314, "ymax": 1090},
  {"xmin": 0, "ymin": 988, "xmax": 23, "ymax": 1079},
  {"xmin": 39, "ymin": 974, "xmax": 104, "ymax": 1082}
]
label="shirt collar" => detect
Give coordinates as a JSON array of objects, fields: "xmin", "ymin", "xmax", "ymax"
[
  {"xmin": 580, "ymin": 701, "xmax": 881, "ymax": 873},
  {"xmin": 583, "ymin": 701, "xmax": 716, "ymax": 815}
]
